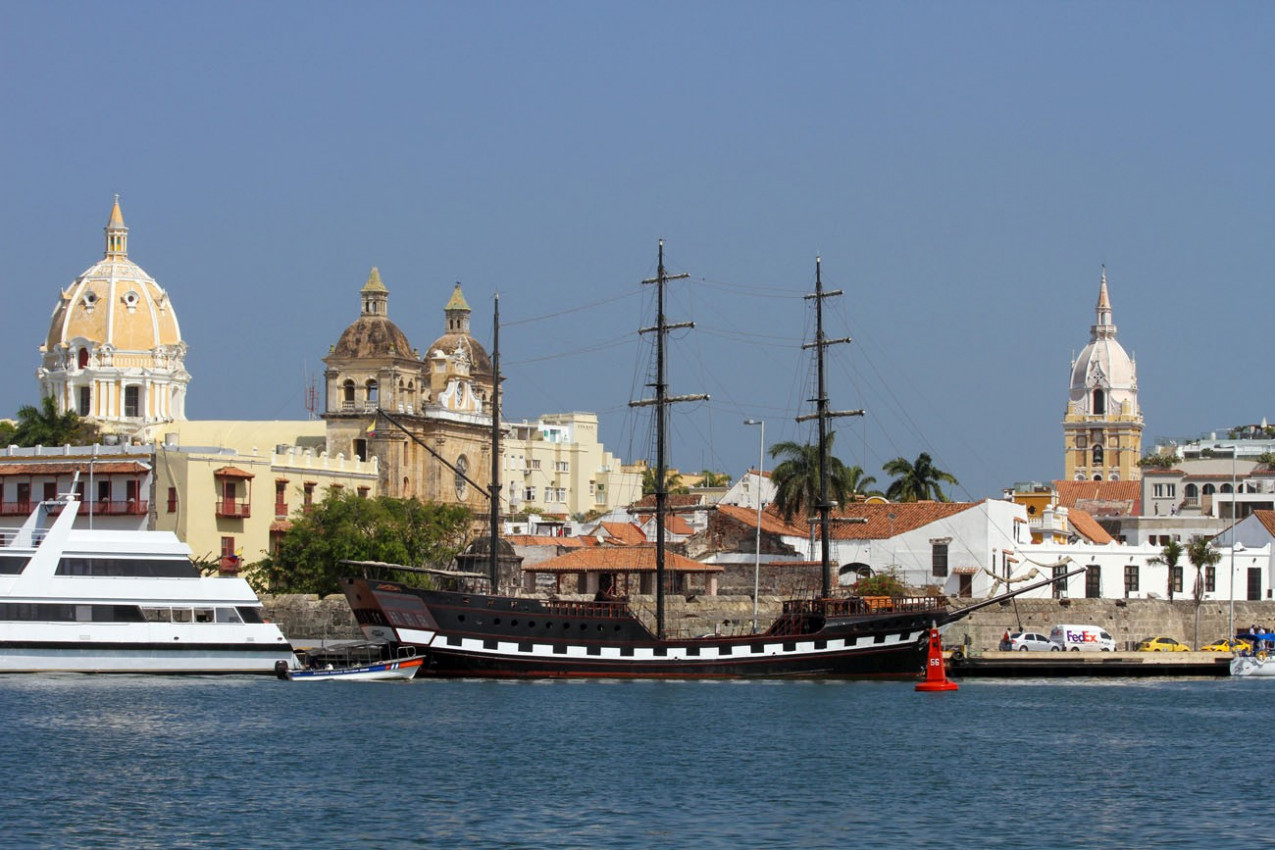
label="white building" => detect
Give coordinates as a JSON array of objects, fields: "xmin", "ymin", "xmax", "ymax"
[{"xmin": 501, "ymin": 412, "xmax": 642, "ymax": 518}]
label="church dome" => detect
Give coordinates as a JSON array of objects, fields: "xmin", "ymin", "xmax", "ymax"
[
  {"xmin": 1069, "ymin": 268, "xmax": 1138, "ymax": 416},
  {"xmin": 426, "ymin": 283, "xmax": 492, "ymax": 376},
  {"xmin": 331, "ymin": 268, "xmax": 415, "ymax": 359},
  {"xmin": 44, "ymin": 199, "xmax": 183, "ymax": 355}
]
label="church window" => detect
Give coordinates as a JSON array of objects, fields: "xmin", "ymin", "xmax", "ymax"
[
  {"xmin": 78, "ymin": 348, "xmax": 90, "ymax": 369},
  {"xmin": 455, "ymin": 455, "xmax": 469, "ymax": 500},
  {"xmin": 366, "ymin": 380, "xmax": 378, "ymax": 404},
  {"xmin": 354, "ymin": 438, "xmax": 368, "ymax": 462},
  {"xmin": 1092, "ymin": 445, "xmax": 1104, "ymax": 466},
  {"xmin": 1093, "ymin": 389, "xmax": 1106, "ymax": 415},
  {"xmin": 78, "ymin": 386, "xmax": 91, "ymax": 416},
  {"xmin": 342, "ymin": 380, "xmax": 355, "ymax": 406},
  {"xmin": 124, "ymin": 386, "xmax": 140, "ymax": 418},
  {"xmin": 1093, "ymin": 475, "xmax": 1102, "ymax": 481}
]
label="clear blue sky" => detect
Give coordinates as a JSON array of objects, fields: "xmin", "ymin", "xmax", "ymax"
[{"xmin": 3, "ymin": 2, "xmax": 1272, "ymax": 500}]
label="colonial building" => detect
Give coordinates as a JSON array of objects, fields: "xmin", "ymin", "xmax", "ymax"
[
  {"xmin": 38, "ymin": 197, "xmax": 190, "ymax": 440},
  {"xmin": 501, "ymin": 412, "xmax": 643, "ymax": 519},
  {"xmin": 1063, "ymin": 268, "xmax": 1142, "ymax": 482},
  {"xmin": 323, "ymin": 273, "xmax": 494, "ymax": 513}
]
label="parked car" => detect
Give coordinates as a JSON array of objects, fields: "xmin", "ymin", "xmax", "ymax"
[
  {"xmin": 999, "ymin": 631, "xmax": 1060, "ymax": 652},
  {"xmin": 1201, "ymin": 638, "xmax": 1252, "ymax": 653},
  {"xmin": 1137, "ymin": 636, "xmax": 1189, "ymax": 652}
]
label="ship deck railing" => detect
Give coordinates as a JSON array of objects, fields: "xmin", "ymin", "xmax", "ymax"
[{"xmin": 781, "ymin": 595, "xmax": 947, "ymax": 617}]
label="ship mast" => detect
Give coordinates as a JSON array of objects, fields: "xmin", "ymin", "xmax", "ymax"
[
  {"xmin": 489, "ymin": 293, "xmax": 501, "ymax": 593},
  {"xmin": 796, "ymin": 257, "xmax": 863, "ymax": 598},
  {"xmin": 631, "ymin": 241, "xmax": 706, "ymax": 638}
]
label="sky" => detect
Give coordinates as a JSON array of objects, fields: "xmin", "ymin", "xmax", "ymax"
[{"xmin": 3, "ymin": 2, "xmax": 1273, "ymax": 501}]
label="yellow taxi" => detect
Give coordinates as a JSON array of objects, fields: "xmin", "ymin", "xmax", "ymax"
[
  {"xmin": 1201, "ymin": 638, "xmax": 1252, "ymax": 653},
  {"xmin": 1136, "ymin": 636, "xmax": 1190, "ymax": 652}
]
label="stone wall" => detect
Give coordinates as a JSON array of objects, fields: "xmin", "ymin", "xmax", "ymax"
[{"xmin": 265, "ymin": 591, "xmax": 1275, "ymax": 650}]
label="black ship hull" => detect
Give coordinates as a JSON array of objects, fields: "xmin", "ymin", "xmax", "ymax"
[{"xmin": 340, "ymin": 578, "xmax": 945, "ymax": 679}]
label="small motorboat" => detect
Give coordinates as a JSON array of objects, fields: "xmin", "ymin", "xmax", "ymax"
[{"xmin": 278, "ymin": 642, "xmax": 422, "ymax": 681}]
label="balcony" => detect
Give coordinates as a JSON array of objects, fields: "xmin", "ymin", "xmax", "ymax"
[{"xmin": 216, "ymin": 499, "xmax": 252, "ymax": 519}]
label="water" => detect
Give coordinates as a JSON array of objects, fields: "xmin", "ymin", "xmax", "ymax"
[{"xmin": 1, "ymin": 675, "xmax": 1271, "ymax": 849}]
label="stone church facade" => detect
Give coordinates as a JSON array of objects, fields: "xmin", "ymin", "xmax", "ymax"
[{"xmin": 322, "ymin": 271, "xmax": 495, "ymax": 512}]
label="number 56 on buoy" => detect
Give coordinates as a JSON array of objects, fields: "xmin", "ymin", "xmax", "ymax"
[{"xmin": 916, "ymin": 626, "xmax": 958, "ymax": 692}]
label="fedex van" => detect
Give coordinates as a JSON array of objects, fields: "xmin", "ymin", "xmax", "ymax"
[{"xmin": 1050, "ymin": 624, "xmax": 1115, "ymax": 652}]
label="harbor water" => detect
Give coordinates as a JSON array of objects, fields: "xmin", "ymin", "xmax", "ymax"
[{"xmin": 2, "ymin": 675, "xmax": 1271, "ymax": 849}]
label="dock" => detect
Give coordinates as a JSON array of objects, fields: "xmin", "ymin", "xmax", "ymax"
[{"xmin": 947, "ymin": 650, "xmax": 1232, "ymax": 678}]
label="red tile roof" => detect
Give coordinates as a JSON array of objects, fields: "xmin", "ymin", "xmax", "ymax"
[
  {"xmin": 505, "ymin": 535, "xmax": 586, "ymax": 548},
  {"xmin": 1053, "ymin": 480, "xmax": 1141, "ymax": 516},
  {"xmin": 629, "ymin": 493, "xmax": 706, "ymax": 511},
  {"xmin": 0, "ymin": 461, "xmax": 149, "ymax": 476},
  {"xmin": 781, "ymin": 501, "xmax": 980, "ymax": 540},
  {"xmin": 596, "ymin": 522, "xmax": 647, "ymax": 545},
  {"xmin": 1067, "ymin": 508, "xmax": 1114, "ymax": 544},
  {"xmin": 715, "ymin": 503, "xmax": 805, "ymax": 537},
  {"xmin": 526, "ymin": 545, "xmax": 723, "ymax": 573}
]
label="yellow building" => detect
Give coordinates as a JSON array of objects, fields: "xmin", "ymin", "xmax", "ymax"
[
  {"xmin": 1063, "ymin": 268, "xmax": 1143, "ymax": 482},
  {"xmin": 502, "ymin": 413, "xmax": 644, "ymax": 518},
  {"xmin": 152, "ymin": 420, "xmax": 379, "ymax": 571},
  {"xmin": 38, "ymin": 198, "xmax": 190, "ymax": 439}
]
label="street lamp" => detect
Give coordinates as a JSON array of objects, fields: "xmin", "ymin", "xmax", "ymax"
[{"xmin": 744, "ymin": 419, "xmax": 764, "ymax": 633}]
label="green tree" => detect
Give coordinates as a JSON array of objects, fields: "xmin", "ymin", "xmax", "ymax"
[
  {"xmin": 768, "ymin": 434, "xmax": 865, "ymax": 523},
  {"xmin": 1185, "ymin": 535, "xmax": 1221, "ymax": 603},
  {"xmin": 11, "ymin": 396, "xmax": 99, "ymax": 447},
  {"xmin": 853, "ymin": 570, "xmax": 908, "ymax": 598},
  {"xmin": 0, "ymin": 420, "xmax": 15, "ymax": 446},
  {"xmin": 1186, "ymin": 534, "xmax": 1222, "ymax": 649},
  {"xmin": 882, "ymin": 452, "xmax": 959, "ymax": 502},
  {"xmin": 253, "ymin": 490, "xmax": 472, "ymax": 595},
  {"xmin": 1148, "ymin": 539, "xmax": 1184, "ymax": 601},
  {"xmin": 641, "ymin": 467, "xmax": 687, "ymax": 496},
  {"xmin": 696, "ymin": 469, "xmax": 732, "ymax": 488}
]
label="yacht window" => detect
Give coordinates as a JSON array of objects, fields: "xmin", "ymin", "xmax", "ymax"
[
  {"xmin": 0, "ymin": 554, "xmax": 29, "ymax": 575},
  {"xmin": 172, "ymin": 608, "xmax": 193, "ymax": 623},
  {"xmin": 216, "ymin": 607, "xmax": 244, "ymax": 624},
  {"xmin": 235, "ymin": 607, "xmax": 265, "ymax": 624},
  {"xmin": 56, "ymin": 558, "xmax": 200, "ymax": 578},
  {"xmin": 193, "ymin": 608, "xmax": 214, "ymax": 623},
  {"xmin": 143, "ymin": 608, "xmax": 173, "ymax": 622}
]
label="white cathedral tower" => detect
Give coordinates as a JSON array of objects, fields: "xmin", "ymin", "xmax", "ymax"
[{"xmin": 1063, "ymin": 267, "xmax": 1143, "ymax": 481}]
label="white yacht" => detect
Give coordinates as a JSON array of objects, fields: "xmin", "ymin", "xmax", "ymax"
[{"xmin": 0, "ymin": 493, "xmax": 293, "ymax": 673}]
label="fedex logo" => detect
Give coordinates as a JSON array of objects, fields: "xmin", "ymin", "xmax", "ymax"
[{"xmin": 1065, "ymin": 629, "xmax": 1098, "ymax": 643}]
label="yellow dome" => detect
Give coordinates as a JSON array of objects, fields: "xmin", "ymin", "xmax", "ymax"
[
  {"xmin": 38, "ymin": 198, "xmax": 190, "ymax": 437},
  {"xmin": 45, "ymin": 200, "xmax": 182, "ymax": 353}
]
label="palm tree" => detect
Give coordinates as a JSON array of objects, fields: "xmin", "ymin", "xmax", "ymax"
[
  {"xmin": 882, "ymin": 452, "xmax": 959, "ymax": 502},
  {"xmin": 1186, "ymin": 534, "xmax": 1222, "ymax": 649},
  {"xmin": 1148, "ymin": 539, "xmax": 1185, "ymax": 601},
  {"xmin": 696, "ymin": 470, "xmax": 732, "ymax": 488},
  {"xmin": 641, "ymin": 467, "xmax": 686, "ymax": 496},
  {"xmin": 12, "ymin": 396, "xmax": 93, "ymax": 447},
  {"xmin": 768, "ymin": 434, "xmax": 863, "ymax": 523}
]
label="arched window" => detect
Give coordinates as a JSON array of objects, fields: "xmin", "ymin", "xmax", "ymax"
[
  {"xmin": 366, "ymin": 380, "xmax": 379, "ymax": 404},
  {"xmin": 1093, "ymin": 389, "xmax": 1106, "ymax": 415},
  {"xmin": 1185, "ymin": 483, "xmax": 1199, "ymax": 499},
  {"xmin": 1092, "ymin": 445, "xmax": 1104, "ymax": 466},
  {"xmin": 1093, "ymin": 474, "xmax": 1103, "ymax": 481},
  {"xmin": 1203, "ymin": 484, "xmax": 1216, "ymax": 496},
  {"xmin": 77, "ymin": 348, "xmax": 89, "ymax": 369},
  {"xmin": 1221, "ymin": 483, "xmax": 1233, "ymax": 494},
  {"xmin": 342, "ymin": 380, "xmax": 355, "ymax": 404}
]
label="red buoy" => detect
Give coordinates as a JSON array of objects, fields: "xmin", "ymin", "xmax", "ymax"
[{"xmin": 915, "ymin": 626, "xmax": 958, "ymax": 692}]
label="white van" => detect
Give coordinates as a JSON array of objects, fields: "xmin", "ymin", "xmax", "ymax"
[{"xmin": 1050, "ymin": 624, "xmax": 1115, "ymax": 652}]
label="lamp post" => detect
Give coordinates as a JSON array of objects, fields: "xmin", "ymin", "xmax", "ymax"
[
  {"xmin": 1230, "ymin": 445, "xmax": 1238, "ymax": 645},
  {"xmin": 744, "ymin": 419, "xmax": 764, "ymax": 633}
]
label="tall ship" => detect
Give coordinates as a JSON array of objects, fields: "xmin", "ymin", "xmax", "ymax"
[
  {"xmin": 0, "ymin": 491, "xmax": 294, "ymax": 673},
  {"xmin": 341, "ymin": 246, "xmax": 1063, "ymax": 678}
]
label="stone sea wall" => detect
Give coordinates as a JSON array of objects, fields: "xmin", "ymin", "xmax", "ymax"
[{"xmin": 264, "ymin": 592, "xmax": 1275, "ymax": 651}]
